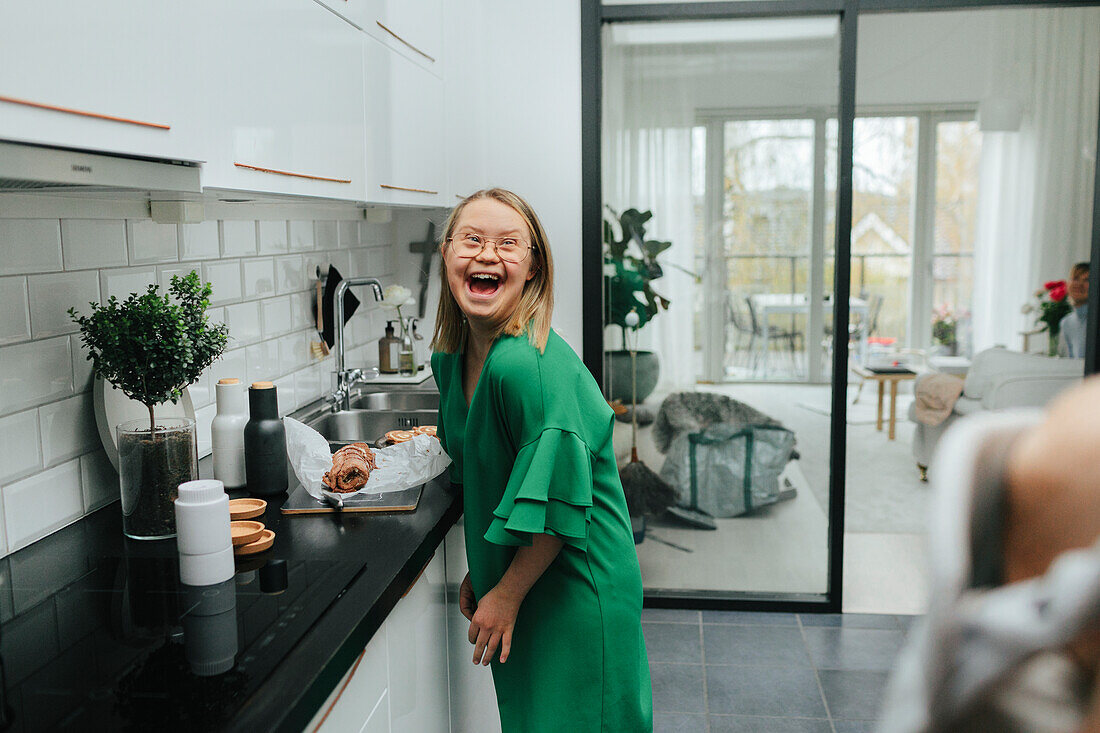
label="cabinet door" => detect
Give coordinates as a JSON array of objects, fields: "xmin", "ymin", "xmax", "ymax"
[
  {"xmin": 309, "ymin": 620, "xmax": 390, "ymax": 733},
  {"xmin": 371, "ymin": 0, "xmax": 444, "ymax": 76},
  {"xmin": 0, "ymin": 2, "xmax": 203, "ymax": 162},
  {"xmin": 387, "ymin": 550, "xmax": 449, "ymax": 733},
  {"xmin": 444, "ymin": 521, "xmax": 502, "ymax": 733},
  {"xmin": 364, "ymin": 40, "xmax": 447, "ymax": 206},
  {"xmin": 199, "ymin": 0, "xmax": 365, "ymax": 201}
]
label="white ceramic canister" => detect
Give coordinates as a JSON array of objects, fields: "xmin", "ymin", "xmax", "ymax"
[
  {"xmin": 175, "ymin": 479, "xmax": 234, "ymax": 585},
  {"xmin": 212, "ymin": 378, "xmax": 248, "ymax": 488}
]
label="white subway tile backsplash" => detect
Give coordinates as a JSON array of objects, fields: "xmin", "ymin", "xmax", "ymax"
[
  {"xmin": 338, "ymin": 220, "xmax": 360, "ymax": 248},
  {"xmin": 289, "ymin": 221, "xmax": 315, "ymax": 251},
  {"xmin": 242, "ymin": 258, "xmax": 276, "ymax": 299},
  {"xmin": 315, "ymin": 221, "xmax": 339, "ymax": 250},
  {"xmin": 360, "ymin": 221, "xmax": 390, "ymax": 246},
  {"xmin": 28, "ymin": 271, "xmax": 100, "ymax": 339},
  {"xmin": 61, "ymin": 220, "xmax": 127, "ymax": 270},
  {"xmin": 189, "ymin": 371, "xmax": 213, "ymax": 410},
  {"xmin": 276, "ymin": 254, "xmax": 305, "ymax": 295},
  {"xmin": 0, "ymin": 219, "xmax": 62, "ymax": 276},
  {"xmin": 180, "ymin": 221, "xmax": 220, "ymax": 261},
  {"xmin": 70, "ymin": 335, "xmax": 94, "ymax": 394},
  {"xmin": 208, "ymin": 347, "xmax": 248, "ymax": 385},
  {"xmin": 0, "ymin": 337, "xmax": 73, "ymax": 415},
  {"xmin": 38, "ymin": 394, "xmax": 98, "ymax": 466},
  {"xmin": 224, "ymin": 301, "xmax": 262, "ymax": 346},
  {"xmin": 201, "ymin": 260, "xmax": 243, "ymax": 305},
  {"xmin": 261, "ymin": 296, "xmax": 292, "ymax": 338},
  {"xmin": 222, "ymin": 220, "xmax": 258, "ymax": 256},
  {"xmin": 273, "ymin": 375, "xmax": 295, "ymax": 416},
  {"xmin": 195, "ymin": 403, "xmax": 216, "ymax": 458},
  {"xmin": 79, "ymin": 449, "xmax": 118, "ymax": 513},
  {"xmin": 206, "ymin": 307, "xmax": 226, "ymax": 329},
  {"xmin": 290, "ymin": 292, "xmax": 313, "ymax": 331},
  {"xmin": 259, "ymin": 221, "xmax": 289, "ymax": 254},
  {"xmin": 246, "ymin": 341, "xmax": 280, "ymax": 383},
  {"xmin": 0, "ymin": 411, "xmax": 41, "ymax": 484},
  {"xmin": 279, "ymin": 332, "xmax": 306, "ymax": 374},
  {"xmin": 3, "ymin": 460, "xmax": 84, "ymax": 552},
  {"xmin": 295, "ymin": 364, "xmax": 323, "ymax": 407},
  {"xmin": 329, "ymin": 250, "xmax": 352, "ymax": 278},
  {"xmin": 99, "ymin": 266, "xmax": 157, "ymax": 302},
  {"xmin": 0, "ymin": 277, "xmax": 30, "ymax": 345},
  {"xmin": 127, "ymin": 221, "xmax": 179, "ymax": 264},
  {"xmin": 158, "ymin": 264, "xmax": 197, "ymax": 293}
]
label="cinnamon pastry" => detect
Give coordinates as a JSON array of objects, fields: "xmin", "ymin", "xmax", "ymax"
[
  {"xmin": 322, "ymin": 442, "xmax": 376, "ymax": 493},
  {"xmin": 414, "ymin": 425, "xmax": 437, "ymax": 437},
  {"xmin": 385, "ymin": 429, "xmax": 416, "ymax": 444}
]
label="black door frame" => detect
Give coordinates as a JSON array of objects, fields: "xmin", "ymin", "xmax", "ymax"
[{"xmin": 582, "ymin": 0, "xmax": 1100, "ymax": 612}]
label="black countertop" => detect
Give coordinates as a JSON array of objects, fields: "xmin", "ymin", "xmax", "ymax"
[{"xmin": 0, "ymin": 458, "xmax": 461, "ymax": 732}]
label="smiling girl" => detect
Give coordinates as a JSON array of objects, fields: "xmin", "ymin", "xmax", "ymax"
[{"xmin": 430, "ymin": 188, "xmax": 652, "ymax": 732}]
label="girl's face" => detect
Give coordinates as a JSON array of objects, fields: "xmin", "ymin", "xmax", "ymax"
[{"xmin": 442, "ymin": 198, "xmax": 536, "ymax": 334}]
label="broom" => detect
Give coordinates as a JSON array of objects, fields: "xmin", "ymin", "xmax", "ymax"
[{"xmin": 618, "ymin": 316, "xmax": 677, "ymax": 517}]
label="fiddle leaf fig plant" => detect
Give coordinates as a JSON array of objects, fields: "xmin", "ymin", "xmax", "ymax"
[
  {"xmin": 69, "ymin": 271, "xmax": 229, "ymax": 435},
  {"xmin": 603, "ymin": 206, "xmax": 675, "ymax": 343}
]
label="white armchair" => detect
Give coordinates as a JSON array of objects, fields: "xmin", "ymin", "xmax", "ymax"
[{"xmin": 907, "ymin": 347, "xmax": 1084, "ymax": 478}]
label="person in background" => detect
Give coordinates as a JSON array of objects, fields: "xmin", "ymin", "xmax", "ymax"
[
  {"xmin": 878, "ymin": 378, "xmax": 1100, "ymax": 733},
  {"xmin": 1060, "ymin": 262, "xmax": 1089, "ymax": 358},
  {"xmin": 430, "ymin": 188, "xmax": 652, "ymax": 732}
]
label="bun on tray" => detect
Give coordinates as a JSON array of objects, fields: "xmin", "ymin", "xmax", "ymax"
[{"xmin": 322, "ymin": 442, "xmax": 376, "ymax": 493}]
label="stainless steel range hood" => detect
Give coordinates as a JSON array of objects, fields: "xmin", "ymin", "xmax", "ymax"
[{"xmin": 0, "ymin": 140, "xmax": 200, "ymax": 193}]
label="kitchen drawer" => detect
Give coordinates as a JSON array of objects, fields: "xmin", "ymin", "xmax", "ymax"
[
  {"xmin": 0, "ymin": 2, "xmax": 205, "ymax": 163},
  {"xmin": 198, "ymin": 0, "xmax": 366, "ymax": 201},
  {"xmin": 309, "ymin": 619, "xmax": 390, "ymax": 732},
  {"xmin": 364, "ymin": 40, "xmax": 447, "ymax": 206}
]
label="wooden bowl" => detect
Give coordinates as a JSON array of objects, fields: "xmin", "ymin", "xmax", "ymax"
[
  {"xmin": 228, "ymin": 498, "xmax": 267, "ymax": 521},
  {"xmin": 230, "ymin": 520, "xmax": 264, "ymax": 546},
  {"xmin": 234, "ymin": 529, "xmax": 275, "ymax": 556}
]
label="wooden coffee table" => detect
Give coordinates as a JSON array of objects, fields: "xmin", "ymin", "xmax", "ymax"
[{"xmin": 850, "ymin": 364, "xmax": 917, "ymax": 440}]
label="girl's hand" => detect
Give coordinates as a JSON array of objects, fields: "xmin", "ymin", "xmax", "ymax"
[
  {"xmin": 459, "ymin": 572, "xmax": 477, "ymax": 621},
  {"xmin": 468, "ymin": 585, "xmax": 521, "ymax": 665}
]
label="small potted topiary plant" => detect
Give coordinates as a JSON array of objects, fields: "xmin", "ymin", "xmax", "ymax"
[{"xmin": 69, "ymin": 271, "xmax": 228, "ymax": 539}]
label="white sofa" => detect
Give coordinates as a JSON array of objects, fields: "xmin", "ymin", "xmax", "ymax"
[{"xmin": 907, "ymin": 347, "xmax": 1084, "ymax": 477}]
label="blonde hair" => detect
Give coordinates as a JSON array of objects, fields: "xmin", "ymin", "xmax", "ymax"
[{"xmin": 431, "ymin": 188, "xmax": 555, "ymax": 354}]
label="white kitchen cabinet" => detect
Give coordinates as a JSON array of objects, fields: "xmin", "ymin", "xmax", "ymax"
[
  {"xmin": 387, "ymin": 549, "xmax": 450, "ymax": 733},
  {"xmin": 197, "ymin": 0, "xmax": 366, "ymax": 201},
  {"xmin": 364, "ymin": 39, "xmax": 448, "ymax": 207},
  {"xmin": 0, "ymin": 2, "xmax": 205, "ymax": 163},
  {"xmin": 444, "ymin": 521, "xmax": 503, "ymax": 733},
  {"xmin": 370, "ymin": 0, "xmax": 444, "ymax": 77},
  {"xmin": 309, "ymin": 618, "xmax": 390, "ymax": 733}
]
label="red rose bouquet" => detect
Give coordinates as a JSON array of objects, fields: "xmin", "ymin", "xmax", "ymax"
[{"xmin": 1022, "ymin": 280, "xmax": 1072, "ymax": 355}]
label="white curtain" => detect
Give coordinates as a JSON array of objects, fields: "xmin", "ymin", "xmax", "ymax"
[
  {"xmin": 972, "ymin": 8, "xmax": 1100, "ymax": 352},
  {"xmin": 601, "ymin": 29, "xmax": 699, "ymax": 393}
]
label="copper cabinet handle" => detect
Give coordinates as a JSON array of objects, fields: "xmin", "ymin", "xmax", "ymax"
[
  {"xmin": 235, "ymin": 162, "xmax": 351, "ymax": 184},
  {"xmin": 0, "ymin": 94, "xmax": 170, "ymax": 129},
  {"xmin": 376, "ymin": 21, "xmax": 436, "ymax": 63},
  {"xmin": 380, "ymin": 183, "xmax": 438, "ymax": 195}
]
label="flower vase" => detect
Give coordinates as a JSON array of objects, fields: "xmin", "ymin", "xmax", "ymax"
[
  {"xmin": 398, "ymin": 318, "xmax": 416, "ymax": 376},
  {"xmin": 117, "ymin": 417, "xmax": 198, "ymax": 539},
  {"xmin": 1049, "ymin": 331, "xmax": 1060, "ymax": 357}
]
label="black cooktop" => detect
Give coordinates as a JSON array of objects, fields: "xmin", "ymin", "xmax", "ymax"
[{"xmin": 0, "ymin": 521, "xmax": 360, "ymax": 732}]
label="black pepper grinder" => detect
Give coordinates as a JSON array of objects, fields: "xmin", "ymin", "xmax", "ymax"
[{"xmin": 244, "ymin": 381, "xmax": 288, "ymax": 496}]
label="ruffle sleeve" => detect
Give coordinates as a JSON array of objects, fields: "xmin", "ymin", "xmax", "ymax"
[{"xmin": 483, "ymin": 428, "xmax": 594, "ymax": 552}]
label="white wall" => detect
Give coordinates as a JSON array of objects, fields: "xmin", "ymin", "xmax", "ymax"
[{"xmin": 0, "ymin": 194, "xmax": 421, "ymax": 557}]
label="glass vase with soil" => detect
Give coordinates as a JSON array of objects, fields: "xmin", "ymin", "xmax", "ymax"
[{"xmin": 118, "ymin": 417, "xmax": 198, "ymax": 540}]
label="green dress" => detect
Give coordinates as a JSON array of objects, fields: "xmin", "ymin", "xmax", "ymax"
[{"xmin": 432, "ymin": 331, "xmax": 653, "ymax": 733}]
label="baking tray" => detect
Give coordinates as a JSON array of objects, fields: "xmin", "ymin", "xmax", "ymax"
[{"xmin": 281, "ymin": 482, "xmax": 423, "ymax": 514}]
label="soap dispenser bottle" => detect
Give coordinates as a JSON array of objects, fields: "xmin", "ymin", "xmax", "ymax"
[{"xmin": 378, "ymin": 321, "xmax": 399, "ymax": 374}]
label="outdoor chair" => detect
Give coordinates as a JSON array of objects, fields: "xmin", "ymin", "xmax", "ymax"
[
  {"xmin": 726, "ymin": 294, "xmax": 757, "ymax": 369},
  {"xmin": 744, "ymin": 295, "xmax": 803, "ymax": 377}
]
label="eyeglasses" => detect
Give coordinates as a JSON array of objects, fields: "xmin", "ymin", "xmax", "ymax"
[{"xmin": 446, "ymin": 233, "xmax": 535, "ymax": 264}]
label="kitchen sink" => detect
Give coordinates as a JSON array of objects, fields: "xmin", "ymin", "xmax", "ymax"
[
  {"xmin": 347, "ymin": 390, "xmax": 439, "ymax": 411},
  {"xmin": 309, "ymin": 409, "xmax": 438, "ymax": 446}
]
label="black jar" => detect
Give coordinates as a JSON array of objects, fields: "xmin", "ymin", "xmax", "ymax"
[{"xmin": 243, "ymin": 382, "xmax": 288, "ymax": 496}]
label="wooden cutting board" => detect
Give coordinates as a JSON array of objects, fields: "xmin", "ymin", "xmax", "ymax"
[{"xmin": 280, "ymin": 483, "xmax": 423, "ymax": 514}]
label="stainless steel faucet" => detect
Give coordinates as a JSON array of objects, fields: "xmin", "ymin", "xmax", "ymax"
[{"xmin": 331, "ymin": 276, "xmax": 385, "ymax": 411}]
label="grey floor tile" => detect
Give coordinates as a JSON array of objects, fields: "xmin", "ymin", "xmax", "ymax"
[
  {"xmin": 704, "ymin": 624, "xmax": 812, "ymax": 666},
  {"xmin": 644, "ymin": 608, "xmax": 701, "ymax": 624},
  {"xmin": 709, "ymin": 714, "xmax": 832, "ymax": 732},
  {"xmin": 645, "ymin": 622, "xmax": 703, "ymax": 664},
  {"xmin": 801, "ymin": 627, "xmax": 905, "ymax": 671},
  {"xmin": 702, "ymin": 610, "xmax": 799, "ymax": 626},
  {"xmin": 705, "ymin": 666, "xmax": 828, "ymax": 717},
  {"xmin": 818, "ymin": 669, "xmax": 890, "ymax": 720},
  {"xmin": 834, "ymin": 721, "xmax": 877, "ymax": 733},
  {"xmin": 799, "ymin": 613, "xmax": 898, "ymax": 629},
  {"xmin": 653, "ymin": 712, "xmax": 707, "ymax": 733},
  {"xmin": 651, "ymin": 663, "xmax": 706, "ymax": 714}
]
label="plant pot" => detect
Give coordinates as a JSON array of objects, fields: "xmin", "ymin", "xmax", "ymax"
[
  {"xmin": 605, "ymin": 350, "xmax": 660, "ymax": 404},
  {"xmin": 118, "ymin": 417, "xmax": 198, "ymax": 540}
]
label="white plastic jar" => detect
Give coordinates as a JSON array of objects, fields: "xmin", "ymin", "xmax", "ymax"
[{"xmin": 175, "ymin": 479, "xmax": 234, "ymax": 585}]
